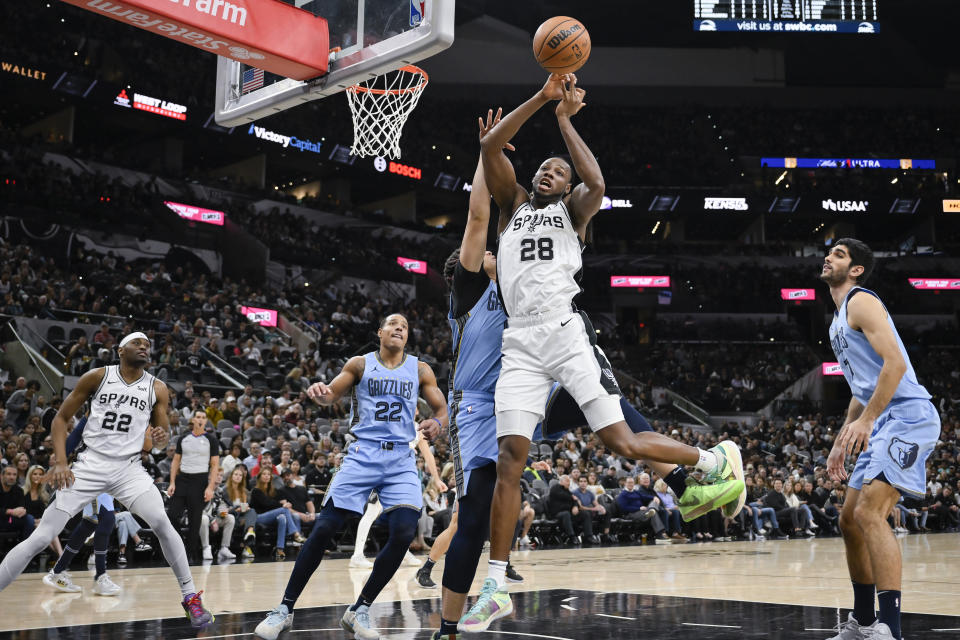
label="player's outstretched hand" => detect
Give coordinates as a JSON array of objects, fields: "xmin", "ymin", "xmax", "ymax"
[
  {"xmin": 45, "ymin": 463, "xmax": 74, "ymax": 490},
  {"xmin": 826, "ymin": 445, "xmax": 847, "ymax": 482},
  {"xmin": 306, "ymin": 381, "xmax": 333, "ymax": 405},
  {"xmin": 555, "ymin": 73, "xmax": 586, "ymax": 119},
  {"xmin": 417, "ymin": 417, "xmax": 441, "ymax": 440},
  {"xmin": 538, "ymin": 73, "xmax": 565, "ymax": 101},
  {"xmin": 477, "ymin": 107, "xmax": 515, "ymax": 151}
]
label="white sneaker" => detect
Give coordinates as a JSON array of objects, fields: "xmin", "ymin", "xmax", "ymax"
[
  {"xmin": 805, "ymin": 529, "xmax": 816, "ymax": 537},
  {"xmin": 350, "ymin": 555, "xmax": 374, "ymax": 569},
  {"xmin": 218, "ymin": 546, "xmax": 236, "ymax": 560},
  {"xmin": 519, "ymin": 535, "xmax": 531, "ymax": 547},
  {"xmin": 202, "ymin": 545, "xmax": 213, "ymax": 561},
  {"xmin": 810, "ymin": 522, "xmax": 819, "ymax": 529},
  {"xmin": 825, "ymin": 612, "xmax": 870, "ymax": 640},
  {"xmin": 43, "ymin": 570, "xmax": 82, "ymax": 593},
  {"xmin": 341, "ymin": 606, "xmax": 380, "ymax": 640},
  {"xmin": 93, "ymin": 573, "xmax": 121, "ymax": 597},
  {"xmin": 403, "ymin": 551, "xmax": 421, "ymax": 567},
  {"xmin": 862, "ymin": 622, "xmax": 899, "ymax": 639},
  {"xmin": 255, "ymin": 604, "xmax": 294, "ymax": 640}
]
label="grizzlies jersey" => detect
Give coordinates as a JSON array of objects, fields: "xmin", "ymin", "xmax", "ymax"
[
  {"xmin": 84, "ymin": 366, "xmax": 157, "ymax": 459},
  {"xmin": 349, "ymin": 352, "xmax": 420, "ymax": 443},
  {"xmin": 497, "ymin": 198, "xmax": 584, "ymax": 317},
  {"xmin": 829, "ymin": 287, "xmax": 931, "ymax": 407},
  {"xmin": 448, "ymin": 279, "xmax": 505, "ymax": 395}
]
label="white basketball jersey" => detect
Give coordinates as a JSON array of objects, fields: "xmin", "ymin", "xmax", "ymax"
[
  {"xmin": 497, "ymin": 198, "xmax": 583, "ymax": 317},
  {"xmin": 83, "ymin": 366, "xmax": 157, "ymax": 459}
]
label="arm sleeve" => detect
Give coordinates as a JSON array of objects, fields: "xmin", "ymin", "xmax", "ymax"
[
  {"xmin": 450, "ymin": 262, "xmax": 493, "ymax": 318},
  {"xmin": 65, "ymin": 416, "xmax": 88, "ymax": 456}
]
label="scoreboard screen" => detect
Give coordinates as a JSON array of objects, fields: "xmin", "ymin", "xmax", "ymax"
[{"xmin": 694, "ymin": 1, "xmax": 879, "ymax": 33}]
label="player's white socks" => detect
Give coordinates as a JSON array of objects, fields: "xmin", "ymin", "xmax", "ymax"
[
  {"xmin": 487, "ymin": 560, "xmax": 508, "ymax": 588},
  {"xmin": 694, "ymin": 449, "xmax": 721, "ymax": 475}
]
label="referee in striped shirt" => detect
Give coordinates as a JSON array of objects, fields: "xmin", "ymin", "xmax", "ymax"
[{"xmin": 167, "ymin": 409, "xmax": 221, "ymax": 563}]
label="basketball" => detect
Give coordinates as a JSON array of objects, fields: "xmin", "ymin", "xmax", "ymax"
[{"xmin": 533, "ymin": 16, "xmax": 591, "ymax": 75}]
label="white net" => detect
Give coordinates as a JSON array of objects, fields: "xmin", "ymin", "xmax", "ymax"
[{"xmin": 346, "ymin": 65, "xmax": 428, "ymax": 160}]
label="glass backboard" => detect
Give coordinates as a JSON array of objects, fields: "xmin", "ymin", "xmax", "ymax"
[{"xmin": 215, "ymin": 0, "xmax": 453, "ymax": 126}]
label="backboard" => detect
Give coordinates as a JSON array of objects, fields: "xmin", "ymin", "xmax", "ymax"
[{"xmin": 215, "ymin": 0, "xmax": 454, "ymax": 126}]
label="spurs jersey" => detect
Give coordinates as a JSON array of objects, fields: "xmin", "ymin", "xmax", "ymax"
[
  {"xmin": 497, "ymin": 198, "xmax": 583, "ymax": 317},
  {"xmin": 83, "ymin": 365, "xmax": 158, "ymax": 459}
]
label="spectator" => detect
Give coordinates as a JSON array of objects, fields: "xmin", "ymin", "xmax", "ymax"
[
  {"xmin": 762, "ymin": 478, "xmax": 799, "ymax": 538},
  {"xmin": 246, "ymin": 416, "xmax": 269, "ymax": 443},
  {"xmin": 653, "ymin": 478, "xmax": 687, "ymax": 541},
  {"xmin": 571, "ymin": 476, "xmax": 609, "ymax": 543},
  {"xmin": 278, "ymin": 468, "xmax": 315, "ymax": 530},
  {"xmin": 784, "ymin": 480, "xmax": 816, "ymax": 537},
  {"xmin": 4, "ymin": 380, "xmax": 40, "ymax": 429},
  {"xmin": 243, "ymin": 442, "xmax": 263, "ymax": 472},
  {"xmin": 67, "ymin": 335, "xmax": 93, "ymax": 375},
  {"xmin": 547, "ymin": 475, "xmax": 593, "ymax": 545},
  {"xmin": 22, "ymin": 464, "xmax": 63, "ymax": 556},
  {"xmin": 115, "ymin": 509, "xmax": 153, "ymax": 564},
  {"xmin": 166, "ymin": 410, "xmax": 221, "ymax": 563},
  {"xmin": 221, "ymin": 398, "xmax": 241, "ymax": 426},
  {"xmin": 0, "ymin": 466, "xmax": 32, "ymax": 544},
  {"xmin": 304, "ymin": 452, "xmax": 331, "ymax": 491},
  {"xmin": 224, "ymin": 466, "xmax": 256, "ymax": 559},
  {"xmin": 221, "ymin": 442, "xmax": 245, "ymax": 477},
  {"xmin": 616, "ymin": 476, "xmax": 669, "ymax": 542},
  {"xmin": 601, "ymin": 467, "xmax": 620, "ymax": 490},
  {"xmin": 199, "ymin": 468, "xmax": 236, "ymax": 561},
  {"xmin": 250, "ymin": 468, "xmax": 305, "ymax": 560},
  {"xmin": 205, "ymin": 398, "xmax": 225, "ymax": 425},
  {"xmin": 930, "ymin": 485, "xmax": 960, "ymax": 530},
  {"xmin": 328, "ymin": 420, "xmax": 346, "ymax": 448}
]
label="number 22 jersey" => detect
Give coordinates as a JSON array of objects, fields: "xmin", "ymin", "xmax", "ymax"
[
  {"xmin": 349, "ymin": 352, "xmax": 420, "ymax": 444},
  {"xmin": 84, "ymin": 365, "xmax": 158, "ymax": 459},
  {"xmin": 497, "ymin": 198, "xmax": 584, "ymax": 317}
]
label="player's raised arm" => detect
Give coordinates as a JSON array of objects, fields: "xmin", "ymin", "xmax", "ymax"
[
  {"xmin": 482, "ymin": 75, "xmax": 563, "ymax": 216},
  {"xmin": 307, "ymin": 356, "xmax": 364, "ymax": 406},
  {"xmin": 461, "ymin": 109, "xmax": 511, "ymax": 270},
  {"xmin": 48, "ymin": 368, "xmax": 105, "ymax": 489},
  {"xmin": 416, "ymin": 361, "xmax": 448, "ymax": 440},
  {"xmin": 834, "ymin": 294, "xmax": 907, "ymax": 456},
  {"xmin": 555, "ymin": 73, "xmax": 604, "ymax": 235}
]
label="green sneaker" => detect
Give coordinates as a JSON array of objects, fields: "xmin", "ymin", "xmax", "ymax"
[
  {"xmin": 677, "ymin": 477, "xmax": 745, "ymax": 522},
  {"xmin": 458, "ymin": 578, "xmax": 513, "ymax": 633},
  {"xmin": 704, "ymin": 441, "xmax": 746, "ymax": 517}
]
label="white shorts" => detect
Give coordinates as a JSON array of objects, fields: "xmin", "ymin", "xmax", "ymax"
[
  {"xmin": 495, "ymin": 309, "xmax": 623, "ymax": 438},
  {"xmin": 55, "ymin": 448, "xmax": 156, "ymax": 516}
]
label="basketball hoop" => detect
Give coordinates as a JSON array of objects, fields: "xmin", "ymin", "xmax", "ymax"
[{"xmin": 346, "ymin": 65, "xmax": 428, "ymax": 160}]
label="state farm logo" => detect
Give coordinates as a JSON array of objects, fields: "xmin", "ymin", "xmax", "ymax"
[
  {"xmin": 822, "ymin": 199, "xmax": 868, "ymax": 212},
  {"xmin": 546, "ymin": 23, "xmax": 583, "ymax": 49}
]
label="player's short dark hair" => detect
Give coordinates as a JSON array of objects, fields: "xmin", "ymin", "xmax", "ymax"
[
  {"xmin": 379, "ymin": 313, "xmax": 408, "ymax": 329},
  {"xmin": 443, "ymin": 249, "xmax": 461, "ymax": 290},
  {"xmin": 835, "ymin": 237, "xmax": 875, "ymax": 284}
]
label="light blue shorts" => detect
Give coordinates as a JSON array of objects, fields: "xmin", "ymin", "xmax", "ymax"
[
  {"xmin": 323, "ymin": 439, "xmax": 422, "ymax": 515},
  {"xmin": 849, "ymin": 399, "xmax": 940, "ymax": 499},
  {"xmin": 448, "ymin": 393, "xmax": 499, "ymax": 498}
]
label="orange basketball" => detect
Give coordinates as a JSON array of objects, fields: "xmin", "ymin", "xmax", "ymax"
[{"xmin": 532, "ymin": 16, "xmax": 591, "ymax": 75}]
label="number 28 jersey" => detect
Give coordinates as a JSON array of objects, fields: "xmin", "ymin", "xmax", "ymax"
[
  {"xmin": 84, "ymin": 365, "xmax": 158, "ymax": 459},
  {"xmin": 349, "ymin": 352, "xmax": 420, "ymax": 444},
  {"xmin": 497, "ymin": 198, "xmax": 584, "ymax": 317}
]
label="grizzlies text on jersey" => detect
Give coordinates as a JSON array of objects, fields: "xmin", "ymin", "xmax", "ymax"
[{"xmin": 349, "ymin": 352, "xmax": 420, "ymax": 444}]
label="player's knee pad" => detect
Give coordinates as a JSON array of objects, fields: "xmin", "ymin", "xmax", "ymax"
[{"xmin": 384, "ymin": 507, "xmax": 419, "ymax": 545}]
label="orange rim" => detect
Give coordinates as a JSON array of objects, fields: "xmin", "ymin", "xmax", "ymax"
[{"xmin": 349, "ymin": 65, "xmax": 429, "ymax": 95}]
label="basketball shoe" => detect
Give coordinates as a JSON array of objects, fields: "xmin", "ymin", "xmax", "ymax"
[
  {"xmin": 825, "ymin": 613, "xmax": 875, "ymax": 640},
  {"xmin": 350, "ymin": 555, "xmax": 374, "ymax": 569},
  {"xmin": 43, "ymin": 570, "xmax": 81, "ymax": 593},
  {"xmin": 458, "ymin": 578, "xmax": 513, "ymax": 633},
  {"xmin": 341, "ymin": 606, "xmax": 380, "ymax": 640},
  {"xmin": 255, "ymin": 604, "xmax": 294, "ymax": 640},
  {"xmin": 93, "ymin": 573, "xmax": 121, "ymax": 596},
  {"xmin": 677, "ymin": 476, "xmax": 745, "ymax": 522},
  {"xmin": 182, "ymin": 591, "xmax": 215, "ymax": 629}
]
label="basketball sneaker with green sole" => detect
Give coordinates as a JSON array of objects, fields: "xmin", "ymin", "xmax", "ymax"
[{"xmin": 458, "ymin": 578, "xmax": 513, "ymax": 633}]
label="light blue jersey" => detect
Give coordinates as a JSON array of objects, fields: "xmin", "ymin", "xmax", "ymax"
[
  {"xmin": 448, "ymin": 280, "xmax": 505, "ymax": 396},
  {"xmin": 830, "ymin": 287, "xmax": 939, "ymax": 498},
  {"xmin": 447, "ymin": 279, "xmax": 505, "ymax": 496},
  {"xmin": 349, "ymin": 352, "xmax": 420, "ymax": 444},
  {"xmin": 828, "ymin": 287, "xmax": 931, "ymax": 407}
]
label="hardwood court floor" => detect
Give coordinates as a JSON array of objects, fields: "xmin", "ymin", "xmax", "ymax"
[{"xmin": 1, "ymin": 533, "xmax": 958, "ymax": 638}]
